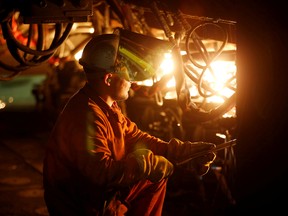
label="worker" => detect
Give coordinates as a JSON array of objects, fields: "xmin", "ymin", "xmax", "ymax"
[{"xmin": 43, "ymin": 33, "xmax": 216, "ymax": 216}]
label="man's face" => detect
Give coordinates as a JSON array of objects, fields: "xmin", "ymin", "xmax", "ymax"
[{"xmin": 110, "ymin": 74, "xmax": 131, "ymax": 101}]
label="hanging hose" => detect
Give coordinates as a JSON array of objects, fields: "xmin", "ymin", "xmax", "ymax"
[
  {"xmin": 0, "ymin": 13, "xmax": 73, "ymax": 80},
  {"xmin": 148, "ymin": 0, "xmax": 236, "ymax": 122}
]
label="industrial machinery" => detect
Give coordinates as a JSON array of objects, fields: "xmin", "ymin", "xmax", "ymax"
[{"xmin": 0, "ymin": 1, "xmax": 237, "ymax": 214}]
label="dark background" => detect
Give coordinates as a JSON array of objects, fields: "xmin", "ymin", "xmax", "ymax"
[{"xmin": 235, "ymin": 1, "xmax": 288, "ymax": 214}]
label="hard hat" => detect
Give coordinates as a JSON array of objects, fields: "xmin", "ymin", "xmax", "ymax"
[
  {"xmin": 79, "ymin": 34, "xmax": 120, "ymax": 72},
  {"xmin": 79, "ymin": 31, "xmax": 171, "ymax": 82},
  {"xmin": 79, "ymin": 33, "xmax": 137, "ymax": 81}
]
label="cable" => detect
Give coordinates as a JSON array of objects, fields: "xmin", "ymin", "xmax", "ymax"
[{"xmin": 0, "ymin": 12, "xmax": 73, "ymax": 80}]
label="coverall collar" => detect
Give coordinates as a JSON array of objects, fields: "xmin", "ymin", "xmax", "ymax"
[{"xmin": 81, "ymin": 84, "xmax": 125, "ymax": 123}]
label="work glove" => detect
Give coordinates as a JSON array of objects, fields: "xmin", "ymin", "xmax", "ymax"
[
  {"xmin": 183, "ymin": 150, "xmax": 216, "ymax": 176},
  {"xmin": 167, "ymin": 138, "xmax": 216, "ymax": 176},
  {"xmin": 127, "ymin": 149, "xmax": 174, "ymax": 183}
]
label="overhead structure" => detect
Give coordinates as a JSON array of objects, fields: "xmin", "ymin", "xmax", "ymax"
[{"xmin": 0, "ymin": 0, "xmax": 237, "ymax": 123}]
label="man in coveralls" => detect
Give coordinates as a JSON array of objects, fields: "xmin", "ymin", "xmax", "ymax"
[{"xmin": 43, "ymin": 33, "xmax": 216, "ymax": 216}]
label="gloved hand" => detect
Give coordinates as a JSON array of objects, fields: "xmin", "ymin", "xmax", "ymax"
[
  {"xmin": 183, "ymin": 151, "xmax": 216, "ymax": 176},
  {"xmin": 167, "ymin": 138, "xmax": 216, "ymax": 176},
  {"xmin": 127, "ymin": 149, "xmax": 174, "ymax": 183}
]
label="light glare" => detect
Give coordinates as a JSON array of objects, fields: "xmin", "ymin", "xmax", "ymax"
[
  {"xmin": 74, "ymin": 50, "xmax": 83, "ymax": 61},
  {"xmin": 160, "ymin": 53, "xmax": 174, "ymax": 75}
]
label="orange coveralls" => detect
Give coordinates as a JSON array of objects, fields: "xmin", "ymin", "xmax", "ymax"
[{"xmin": 43, "ymin": 84, "xmax": 170, "ymax": 216}]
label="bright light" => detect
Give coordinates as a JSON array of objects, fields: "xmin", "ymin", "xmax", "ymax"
[
  {"xmin": 159, "ymin": 52, "xmax": 174, "ymax": 75},
  {"xmin": 0, "ymin": 99, "xmax": 6, "ymax": 109},
  {"xmin": 164, "ymin": 90, "xmax": 177, "ymax": 100},
  {"xmin": 180, "ymin": 50, "xmax": 187, "ymax": 55},
  {"xmin": 223, "ymin": 107, "xmax": 236, "ymax": 118},
  {"xmin": 166, "ymin": 78, "xmax": 176, "ymax": 88},
  {"xmin": 189, "ymin": 85, "xmax": 199, "ymax": 98},
  {"xmin": 89, "ymin": 28, "xmax": 94, "ymax": 34},
  {"xmin": 201, "ymin": 60, "xmax": 236, "ymax": 101},
  {"xmin": 137, "ymin": 79, "xmax": 154, "ymax": 86},
  {"xmin": 136, "ymin": 49, "xmax": 237, "ymax": 118},
  {"xmin": 216, "ymin": 133, "xmax": 226, "ymax": 139},
  {"xmin": 162, "ymin": 59, "xmax": 236, "ymax": 109},
  {"xmin": 74, "ymin": 50, "xmax": 83, "ymax": 61}
]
